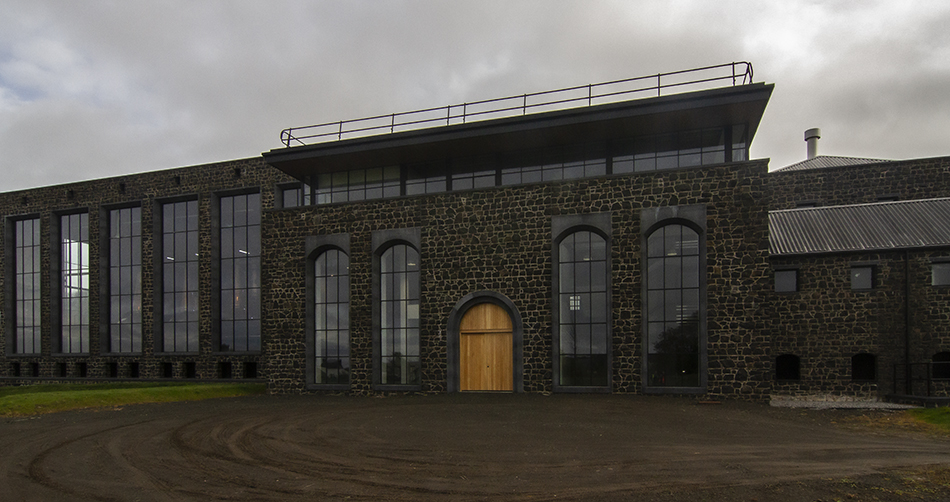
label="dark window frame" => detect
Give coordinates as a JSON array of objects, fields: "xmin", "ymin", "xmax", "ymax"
[
  {"xmin": 305, "ymin": 233, "xmax": 351, "ymax": 390},
  {"xmin": 931, "ymin": 258, "xmax": 950, "ymax": 287},
  {"xmin": 155, "ymin": 197, "xmax": 201, "ymax": 354},
  {"xmin": 103, "ymin": 204, "xmax": 143, "ymax": 355},
  {"xmin": 213, "ymin": 189, "xmax": 262, "ymax": 354},
  {"xmin": 52, "ymin": 210, "xmax": 91, "ymax": 355},
  {"xmin": 774, "ymin": 268, "xmax": 799, "ymax": 293},
  {"xmin": 850, "ymin": 263, "xmax": 876, "ymax": 291},
  {"xmin": 371, "ymin": 228, "xmax": 422, "ymax": 391},
  {"xmin": 641, "ymin": 205, "xmax": 707, "ymax": 394},
  {"xmin": 933, "ymin": 352, "xmax": 950, "ymax": 380},
  {"xmin": 5, "ymin": 215, "xmax": 43, "ymax": 356},
  {"xmin": 551, "ymin": 212, "xmax": 612, "ymax": 393}
]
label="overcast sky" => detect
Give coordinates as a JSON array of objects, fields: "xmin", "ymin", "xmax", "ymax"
[{"xmin": 1, "ymin": 1, "xmax": 948, "ymax": 192}]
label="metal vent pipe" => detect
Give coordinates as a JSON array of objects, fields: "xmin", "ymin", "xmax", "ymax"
[{"xmin": 804, "ymin": 128, "xmax": 821, "ymax": 159}]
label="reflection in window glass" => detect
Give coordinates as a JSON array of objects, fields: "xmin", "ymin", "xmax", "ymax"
[
  {"xmin": 61, "ymin": 213, "xmax": 90, "ymax": 353},
  {"xmin": 558, "ymin": 231, "xmax": 609, "ymax": 387},
  {"xmin": 110, "ymin": 207, "xmax": 142, "ymax": 353},
  {"xmin": 775, "ymin": 270, "xmax": 798, "ymax": 292},
  {"xmin": 379, "ymin": 244, "xmax": 421, "ymax": 385},
  {"xmin": 646, "ymin": 224, "xmax": 701, "ymax": 387},
  {"xmin": 14, "ymin": 218, "xmax": 41, "ymax": 354},
  {"xmin": 220, "ymin": 193, "xmax": 261, "ymax": 352},
  {"xmin": 315, "ymin": 249, "xmax": 350, "ymax": 384},
  {"xmin": 315, "ymin": 166, "xmax": 400, "ymax": 204},
  {"xmin": 933, "ymin": 263, "xmax": 950, "ymax": 286},
  {"xmin": 162, "ymin": 200, "xmax": 199, "ymax": 352},
  {"xmin": 851, "ymin": 266, "xmax": 873, "ymax": 290}
]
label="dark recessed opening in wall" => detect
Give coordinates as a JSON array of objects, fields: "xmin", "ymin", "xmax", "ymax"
[
  {"xmin": 108, "ymin": 362, "xmax": 119, "ymax": 378},
  {"xmin": 851, "ymin": 353, "xmax": 876, "ymax": 381},
  {"xmin": 11, "ymin": 362, "xmax": 20, "ymax": 377},
  {"xmin": 20, "ymin": 196, "xmax": 29, "ymax": 205},
  {"xmin": 243, "ymin": 362, "xmax": 258, "ymax": 379},
  {"xmin": 66, "ymin": 189, "xmax": 75, "ymax": 200},
  {"xmin": 775, "ymin": 354, "xmax": 800, "ymax": 380},
  {"xmin": 933, "ymin": 352, "xmax": 950, "ymax": 379},
  {"xmin": 76, "ymin": 362, "xmax": 87, "ymax": 378},
  {"xmin": 219, "ymin": 361, "xmax": 233, "ymax": 379},
  {"xmin": 128, "ymin": 362, "xmax": 140, "ymax": 378},
  {"xmin": 118, "ymin": 182, "xmax": 126, "ymax": 194},
  {"xmin": 173, "ymin": 175, "xmax": 182, "ymax": 186},
  {"xmin": 31, "ymin": 363, "xmax": 40, "ymax": 377},
  {"xmin": 183, "ymin": 362, "xmax": 197, "ymax": 379},
  {"xmin": 162, "ymin": 362, "xmax": 174, "ymax": 378},
  {"xmin": 233, "ymin": 167, "xmax": 242, "ymax": 178},
  {"xmin": 57, "ymin": 362, "xmax": 68, "ymax": 378}
]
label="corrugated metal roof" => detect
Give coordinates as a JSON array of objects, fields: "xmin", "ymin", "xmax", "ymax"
[
  {"xmin": 770, "ymin": 198, "xmax": 950, "ymax": 255},
  {"xmin": 772, "ymin": 155, "xmax": 887, "ymax": 172}
]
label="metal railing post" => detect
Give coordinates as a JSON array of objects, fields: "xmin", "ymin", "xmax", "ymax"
[
  {"xmin": 391, "ymin": 113, "xmax": 395, "ymax": 133},
  {"xmin": 523, "ymin": 94, "xmax": 527, "ymax": 115},
  {"xmin": 588, "ymin": 84, "xmax": 592, "ymax": 106},
  {"xmin": 657, "ymin": 73, "xmax": 661, "ymax": 96},
  {"xmin": 338, "ymin": 121, "xmax": 343, "ymax": 141}
]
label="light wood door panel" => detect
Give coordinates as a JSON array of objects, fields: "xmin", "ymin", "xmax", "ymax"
[{"xmin": 459, "ymin": 303, "xmax": 513, "ymax": 391}]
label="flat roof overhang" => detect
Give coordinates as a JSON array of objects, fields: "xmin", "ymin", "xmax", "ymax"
[{"xmin": 263, "ymin": 83, "xmax": 774, "ymax": 179}]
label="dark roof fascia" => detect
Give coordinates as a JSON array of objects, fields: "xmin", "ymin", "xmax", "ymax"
[
  {"xmin": 263, "ymin": 83, "xmax": 773, "ymax": 179},
  {"xmin": 769, "ymin": 244, "xmax": 950, "ymax": 259}
]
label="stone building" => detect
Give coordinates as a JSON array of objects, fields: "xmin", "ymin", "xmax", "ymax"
[
  {"xmin": 768, "ymin": 148, "xmax": 950, "ymax": 401},
  {"xmin": 1, "ymin": 63, "xmax": 947, "ymax": 402}
]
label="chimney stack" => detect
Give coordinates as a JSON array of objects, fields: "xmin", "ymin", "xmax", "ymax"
[{"xmin": 804, "ymin": 128, "xmax": 821, "ymax": 160}]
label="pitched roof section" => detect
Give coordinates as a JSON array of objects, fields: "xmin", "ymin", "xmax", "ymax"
[
  {"xmin": 773, "ymin": 155, "xmax": 888, "ymax": 173},
  {"xmin": 769, "ymin": 198, "xmax": 950, "ymax": 255}
]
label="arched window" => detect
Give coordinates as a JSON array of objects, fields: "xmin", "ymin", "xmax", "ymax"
[
  {"xmin": 933, "ymin": 352, "xmax": 950, "ymax": 380},
  {"xmin": 379, "ymin": 244, "xmax": 421, "ymax": 385},
  {"xmin": 314, "ymin": 249, "xmax": 349, "ymax": 384},
  {"xmin": 557, "ymin": 230, "xmax": 609, "ymax": 387},
  {"xmin": 646, "ymin": 224, "xmax": 701, "ymax": 388},
  {"xmin": 775, "ymin": 354, "xmax": 800, "ymax": 380},
  {"xmin": 851, "ymin": 353, "xmax": 876, "ymax": 381}
]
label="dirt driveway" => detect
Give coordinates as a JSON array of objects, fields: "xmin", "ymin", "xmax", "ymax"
[{"xmin": 1, "ymin": 393, "xmax": 949, "ymax": 501}]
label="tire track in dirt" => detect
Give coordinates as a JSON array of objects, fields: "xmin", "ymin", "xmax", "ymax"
[{"xmin": 27, "ymin": 419, "xmax": 158, "ymax": 502}]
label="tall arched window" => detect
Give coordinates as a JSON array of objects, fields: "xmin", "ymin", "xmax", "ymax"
[
  {"xmin": 557, "ymin": 230, "xmax": 609, "ymax": 387},
  {"xmin": 314, "ymin": 249, "xmax": 349, "ymax": 384},
  {"xmin": 379, "ymin": 244, "xmax": 421, "ymax": 385},
  {"xmin": 646, "ymin": 224, "xmax": 701, "ymax": 388}
]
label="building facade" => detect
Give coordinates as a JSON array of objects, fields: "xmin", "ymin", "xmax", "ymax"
[{"xmin": 1, "ymin": 65, "xmax": 947, "ymax": 402}]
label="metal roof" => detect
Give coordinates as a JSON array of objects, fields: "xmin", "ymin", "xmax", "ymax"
[
  {"xmin": 772, "ymin": 155, "xmax": 887, "ymax": 173},
  {"xmin": 769, "ymin": 198, "xmax": 950, "ymax": 255}
]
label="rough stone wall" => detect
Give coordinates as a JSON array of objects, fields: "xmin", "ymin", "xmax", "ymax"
[
  {"xmin": 770, "ymin": 156, "xmax": 950, "ymax": 210},
  {"xmin": 0, "ymin": 157, "xmax": 293, "ymax": 383},
  {"xmin": 769, "ymin": 250, "xmax": 950, "ymax": 398},
  {"xmin": 262, "ymin": 160, "xmax": 773, "ymax": 399}
]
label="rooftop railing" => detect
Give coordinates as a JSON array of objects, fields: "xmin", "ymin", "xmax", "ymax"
[{"xmin": 280, "ymin": 61, "xmax": 753, "ymax": 147}]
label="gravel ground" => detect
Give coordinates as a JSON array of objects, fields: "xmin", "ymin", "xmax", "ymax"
[{"xmin": 1, "ymin": 393, "xmax": 948, "ymax": 501}]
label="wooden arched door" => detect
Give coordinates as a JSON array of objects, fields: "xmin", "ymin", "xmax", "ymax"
[{"xmin": 459, "ymin": 303, "xmax": 513, "ymax": 391}]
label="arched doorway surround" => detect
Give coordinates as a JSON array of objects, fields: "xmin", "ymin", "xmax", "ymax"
[{"xmin": 447, "ymin": 292, "xmax": 524, "ymax": 392}]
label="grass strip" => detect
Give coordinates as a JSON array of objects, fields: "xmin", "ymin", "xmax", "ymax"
[
  {"xmin": 0, "ymin": 383, "xmax": 266, "ymax": 417},
  {"xmin": 908, "ymin": 407, "xmax": 950, "ymax": 432}
]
